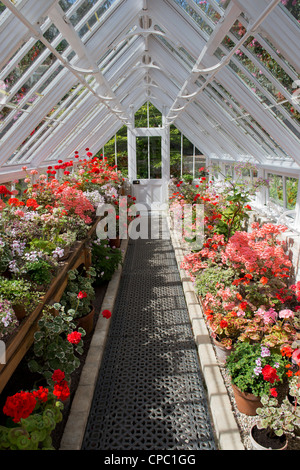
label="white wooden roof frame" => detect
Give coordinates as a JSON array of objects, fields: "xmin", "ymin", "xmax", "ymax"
[{"xmin": 0, "ymin": 0, "xmax": 297, "ymax": 187}]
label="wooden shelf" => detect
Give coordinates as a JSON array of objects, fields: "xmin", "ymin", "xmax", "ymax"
[{"xmin": 0, "ymin": 217, "xmax": 100, "ymax": 394}]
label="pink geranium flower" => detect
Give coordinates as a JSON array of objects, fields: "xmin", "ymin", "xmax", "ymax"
[{"xmin": 278, "ymin": 309, "xmax": 294, "ymax": 319}]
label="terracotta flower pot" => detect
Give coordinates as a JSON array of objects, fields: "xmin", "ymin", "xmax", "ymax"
[
  {"xmin": 12, "ymin": 304, "xmax": 27, "ymax": 321},
  {"xmin": 76, "ymin": 307, "xmax": 95, "ymax": 335},
  {"xmin": 249, "ymin": 425, "xmax": 288, "ymax": 450},
  {"xmin": 231, "ymin": 383, "xmax": 262, "ymax": 416},
  {"xmin": 212, "ymin": 337, "xmax": 233, "ymax": 365},
  {"xmin": 109, "ymin": 237, "xmax": 121, "ymax": 248}
]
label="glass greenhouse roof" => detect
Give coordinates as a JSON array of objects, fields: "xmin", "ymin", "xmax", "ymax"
[{"xmin": 0, "ymin": 0, "xmax": 298, "ymax": 181}]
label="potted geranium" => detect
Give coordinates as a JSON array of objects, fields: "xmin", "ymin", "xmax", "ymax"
[
  {"xmin": 204, "ymin": 310, "xmax": 248, "ymax": 363},
  {"xmin": 0, "ymin": 278, "xmax": 42, "ymax": 320},
  {"xmin": 0, "ymin": 370, "xmax": 70, "ymax": 450},
  {"xmin": 27, "ymin": 304, "xmax": 85, "ymax": 384},
  {"xmin": 237, "ymin": 307, "xmax": 297, "ymax": 349},
  {"xmin": 251, "ymin": 393, "xmax": 297, "ymax": 450},
  {"xmin": 59, "ymin": 267, "xmax": 96, "ymax": 334},
  {"xmin": 226, "ymin": 342, "xmax": 289, "ymax": 415}
]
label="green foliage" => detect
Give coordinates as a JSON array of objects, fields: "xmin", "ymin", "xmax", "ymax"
[
  {"xmin": 0, "ymin": 240, "xmax": 12, "ymax": 273},
  {"xmin": 257, "ymin": 395, "xmax": 297, "ymax": 437},
  {"xmin": 226, "ymin": 342, "xmax": 288, "ymax": 397},
  {"xmin": 214, "ymin": 184, "xmax": 250, "ymax": 240},
  {"xmin": 29, "ymin": 238, "xmax": 57, "ymax": 255},
  {"xmin": 0, "ymin": 278, "xmax": 41, "ymax": 312},
  {"xmin": 182, "ymin": 174, "xmax": 193, "ymax": 184},
  {"xmin": 59, "ymin": 267, "xmax": 96, "ymax": 318},
  {"xmin": 92, "ymin": 239, "xmax": 123, "ymax": 283},
  {"xmin": 195, "ymin": 266, "xmax": 236, "ymax": 298},
  {"xmin": 0, "ymin": 396, "xmax": 64, "ymax": 450},
  {"xmin": 28, "ymin": 305, "xmax": 85, "ymax": 384},
  {"xmin": 25, "ymin": 258, "xmax": 53, "ymax": 286}
]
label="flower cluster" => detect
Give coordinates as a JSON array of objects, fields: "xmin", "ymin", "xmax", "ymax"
[
  {"xmin": 51, "ymin": 369, "xmax": 70, "ymax": 401},
  {"xmin": 176, "ymin": 164, "xmax": 300, "ymax": 407},
  {"xmin": 3, "ymin": 390, "xmax": 37, "ymax": 423}
]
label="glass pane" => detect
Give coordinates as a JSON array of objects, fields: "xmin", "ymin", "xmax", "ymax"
[
  {"xmin": 286, "ymin": 176, "xmax": 298, "ymax": 210},
  {"xmin": 279, "ymin": 0, "xmax": 300, "ymax": 23},
  {"xmin": 182, "ymin": 135, "xmax": 194, "ymax": 176},
  {"xmin": 59, "ymin": 0, "xmax": 78, "ymax": 13},
  {"xmin": 4, "ymin": 41, "xmax": 46, "ymax": 92},
  {"xmin": 150, "ymin": 137, "xmax": 161, "ymax": 179},
  {"xmin": 134, "ymin": 102, "xmax": 162, "ymax": 127},
  {"xmin": 136, "ymin": 136, "xmax": 161, "ymax": 179},
  {"xmin": 268, "ymin": 174, "xmax": 284, "ymax": 207},
  {"xmin": 172, "ymin": 0, "xmax": 214, "ymax": 36}
]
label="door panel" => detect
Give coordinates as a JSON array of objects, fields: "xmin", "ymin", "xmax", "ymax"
[{"xmin": 132, "ymin": 179, "xmax": 166, "ymax": 209}]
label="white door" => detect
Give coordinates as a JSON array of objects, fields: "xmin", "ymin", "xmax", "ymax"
[
  {"xmin": 131, "ymin": 135, "xmax": 168, "ymax": 210},
  {"xmin": 132, "ymin": 179, "xmax": 168, "ymax": 210}
]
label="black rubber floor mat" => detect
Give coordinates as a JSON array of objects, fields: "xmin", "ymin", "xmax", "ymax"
[{"xmin": 82, "ymin": 217, "xmax": 217, "ymax": 450}]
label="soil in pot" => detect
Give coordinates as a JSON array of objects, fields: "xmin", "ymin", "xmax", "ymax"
[{"xmin": 250, "ymin": 425, "xmax": 287, "ymax": 450}]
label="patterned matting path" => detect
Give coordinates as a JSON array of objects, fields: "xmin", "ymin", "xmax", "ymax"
[{"xmin": 82, "ymin": 216, "xmax": 217, "ymax": 450}]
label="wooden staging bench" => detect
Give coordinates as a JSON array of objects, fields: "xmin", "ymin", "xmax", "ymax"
[{"xmin": 0, "ymin": 217, "xmax": 101, "ymax": 394}]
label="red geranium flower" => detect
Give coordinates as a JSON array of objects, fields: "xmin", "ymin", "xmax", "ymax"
[
  {"xmin": 77, "ymin": 291, "xmax": 87, "ymax": 299},
  {"xmin": 67, "ymin": 331, "xmax": 82, "ymax": 345},
  {"xmin": 239, "ymin": 301, "xmax": 248, "ymax": 311},
  {"xmin": 262, "ymin": 365, "xmax": 279, "ymax": 384},
  {"xmin": 3, "ymin": 391, "xmax": 36, "ymax": 423},
  {"xmin": 53, "ymin": 380, "xmax": 70, "ymax": 401},
  {"xmin": 220, "ymin": 319, "xmax": 228, "ymax": 329},
  {"xmin": 32, "ymin": 386, "xmax": 49, "ymax": 403},
  {"xmin": 102, "ymin": 309, "xmax": 112, "ymax": 319},
  {"xmin": 26, "ymin": 198, "xmax": 39, "ymax": 210},
  {"xmin": 52, "ymin": 369, "xmax": 65, "ymax": 384},
  {"xmin": 0, "ymin": 185, "xmax": 12, "ymax": 195}
]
